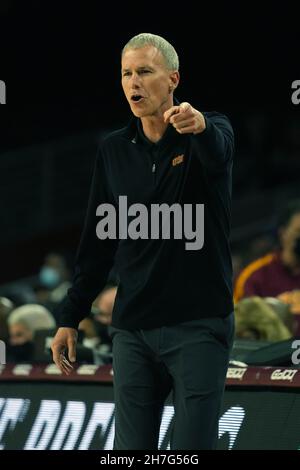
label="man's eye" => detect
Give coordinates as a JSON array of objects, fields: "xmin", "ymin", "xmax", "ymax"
[
  {"xmin": 123, "ymin": 72, "xmax": 131, "ymax": 77},
  {"xmin": 140, "ymin": 70, "xmax": 150, "ymax": 74}
]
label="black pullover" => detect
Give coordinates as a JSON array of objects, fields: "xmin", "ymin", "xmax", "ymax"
[{"xmin": 57, "ymin": 109, "xmax": 234, "ymax": 330}]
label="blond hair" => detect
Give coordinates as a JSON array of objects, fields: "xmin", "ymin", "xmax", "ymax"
[{"xmin": 122, "ymin": 33, "xmax": 179, "ymax": 71}]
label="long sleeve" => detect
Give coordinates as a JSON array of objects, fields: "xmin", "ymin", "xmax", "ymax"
[
  {"xmin": 57, "ymin": 148, "xmax": 119, "ymax": 329},
  {"xmin": 192, "ymin": 112, "xmax": 234, "ymax": 172}
]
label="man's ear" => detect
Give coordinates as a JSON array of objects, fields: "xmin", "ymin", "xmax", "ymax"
[{"xmin": 169, "ymin": 71, "xmax": 180, "ymax": 92}]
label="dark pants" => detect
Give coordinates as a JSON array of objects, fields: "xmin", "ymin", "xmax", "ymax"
[{"xmin": 108, "ymin": 313, "xmax": 234, "ymax": 450}]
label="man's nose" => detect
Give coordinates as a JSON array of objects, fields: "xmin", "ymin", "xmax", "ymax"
[{"xmin": 130, "ymin": 73, "xmax": 142, "ymax": 87}]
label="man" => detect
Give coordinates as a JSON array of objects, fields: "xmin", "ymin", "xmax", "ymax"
[
  {"xmin": 234, "ymin": 200, "xmax": 300, "ymax": 303},
  {"xmin": 51, "ymin": 33, "xmax": 235, "ymax": 450}
]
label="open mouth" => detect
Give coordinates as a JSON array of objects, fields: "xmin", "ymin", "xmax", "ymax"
[{"xmin": 131, "ymin": 94, "xmax": 144, "ymax": 103}]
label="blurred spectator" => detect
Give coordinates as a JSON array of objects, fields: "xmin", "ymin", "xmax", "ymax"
[
  {"xmin": 234, "ymin": 199, "xmax": 300, "ymax": 302},
  {"xmin": 277, "ymin": 290, "xmax": 300, "ymax": 314},
  {"xmin": 7, "ymin": 304, "xmax": 56, "ymax": 362},
  {"xmin": 94, "ymin": 283, "xmax": 117, "ymax": 326},
  {"xmin": 79, "ymin": 316, "xmax": 101, "ymax": 349},
  {"xmin": 87, "ymin": 282, "xmax": 118, "ymax": 353},
  {"xmin": 35, "ymin": 252, "xmax": 71, "ymax": 305},
  {"xmin": 234, "ymin": 296, "xmax": 294, "ymax": 342},
  {"xmin": 0, "ymin": 297, "xmax": 14, "ymax": 342},
  {"xmin": 264, "ymin": 296, "xmax": 295, "ymax": 333},
  {"xmin": 2, "ymin": 284, "xmax": 36, "ymax": 306}
]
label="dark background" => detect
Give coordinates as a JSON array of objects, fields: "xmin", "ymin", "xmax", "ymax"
[{"xmin": 0, "ymin": 1, "xmax": 299, "ymax": 283}]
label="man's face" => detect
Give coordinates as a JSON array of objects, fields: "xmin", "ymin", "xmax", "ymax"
[
  {"xmin": 121, "ymin": 45, "xmax": 179, "ymax": 118},
  {"xmin": 280, "ymin": 213, "xmax": 300, "ymax": 258}
]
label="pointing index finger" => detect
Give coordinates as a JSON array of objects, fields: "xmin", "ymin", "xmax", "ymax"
[{"xmin": 179, "ymin": 102, "xmax": 191, "ymax": 113}]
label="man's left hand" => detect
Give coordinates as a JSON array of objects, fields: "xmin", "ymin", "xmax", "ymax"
[{"xmin": 164, "ymin": 102, "xmax": 206, "ymax": 135}]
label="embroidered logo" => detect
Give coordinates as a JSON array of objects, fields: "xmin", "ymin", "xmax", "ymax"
[{"xmin": 172, "ymin": 154, "xmax": 184, "ymax": 167}]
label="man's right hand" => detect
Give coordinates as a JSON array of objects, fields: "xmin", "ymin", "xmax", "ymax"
[{"xmin": 51, "ymin": 327, "xmax": 78, "ymax": 375}]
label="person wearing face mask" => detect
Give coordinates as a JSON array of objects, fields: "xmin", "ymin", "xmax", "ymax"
[
  {"xmin": 7, "ymin": 304, "xmax": 56, "ymax": 362},
  {"xmin": 234, "ymin": 199, "xmax": 300, "ymax": 303},
  {"xmin": 39, "ymin": 265, "xmax": 61, "ymax": 289},
  {"xmin": 37, "ymin": 253, "xmax": 71, "ymax": 305}
]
